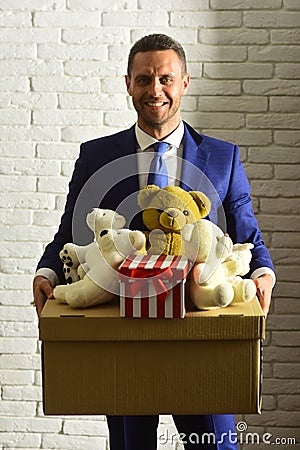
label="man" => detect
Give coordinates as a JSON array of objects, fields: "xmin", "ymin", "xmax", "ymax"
[{"xmin": 33, "ymin": 34, "xmax": 275, "ymax": 449}]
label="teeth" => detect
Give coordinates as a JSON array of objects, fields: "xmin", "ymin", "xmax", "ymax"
[{"xmin": 147, "ymin": 102, "xmax": 164, "ymax": 107}]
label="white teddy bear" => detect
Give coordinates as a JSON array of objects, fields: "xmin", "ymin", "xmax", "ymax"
[
  {"xmin": 60, "ymin": 208, "xmax": 126, "ymax": 284},
  {"xmin": 182, "ymin": 219, "xmax": 257, "ymax": 310},
  {"xmin": 53, "ymin": 209, "xmax": 146, "ymax": 308}
]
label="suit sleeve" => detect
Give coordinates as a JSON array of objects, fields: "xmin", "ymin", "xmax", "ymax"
[
  {"xmin": 223, "ymin": 145, "xmax": 274, "ymax": 275},
  {"xmin": 36, "ymin": 144, "xmax": 89, "ymax": 284}
]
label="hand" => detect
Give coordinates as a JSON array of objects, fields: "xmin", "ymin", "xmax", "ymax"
[
  {"xmin": 254, "ymin": 274, "xmax": 273, "ymax": 317},
  {"xmin": 32, "ymin": 276, "xmax": 54, "ymax": 316}
]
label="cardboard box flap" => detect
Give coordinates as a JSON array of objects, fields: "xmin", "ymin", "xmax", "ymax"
[{"xmin": 39, "ymin": 298, "xmax": 265, "ymax": 342}]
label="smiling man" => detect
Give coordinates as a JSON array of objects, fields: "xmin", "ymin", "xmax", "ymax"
[
  {"xmin": 125, "ymin": 49, "xmax": 190, "ymax": 139},
  {"xmin": 33, "ymin": 34, "xmax": 275, "ymax": 450}
]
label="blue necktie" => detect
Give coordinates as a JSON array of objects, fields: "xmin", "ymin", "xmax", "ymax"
[{"xmin": 147, "ymin": 141, "xmax": 169, "ymax": 188}]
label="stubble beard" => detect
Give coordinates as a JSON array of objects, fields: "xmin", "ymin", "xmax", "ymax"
[{"xmin": 135, "ymin": 99, "xmax": 181, "ymax": 133}]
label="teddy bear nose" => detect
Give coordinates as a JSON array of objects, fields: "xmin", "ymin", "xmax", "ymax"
[{"xmin": 167, "ymin": 210, "xmax": 179, "ymax": 218}]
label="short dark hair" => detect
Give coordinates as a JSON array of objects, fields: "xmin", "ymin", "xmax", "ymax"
[{"xmin": 127, "ymin": 33, "xmax": 187, "ymax": 76}]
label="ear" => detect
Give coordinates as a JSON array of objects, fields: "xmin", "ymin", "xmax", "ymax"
[
  {"xmin": 137, "ymin": 185, "xmax": 161, "ymax": 209},
  {"xmin": 125, "ymin": 75, "xmax": 132, "ymax": 96},
  {"xmin": 216, "ymin": 235, "xmax": 233, "ymax": 260},
  {"xmin": 113, "ymin": 213, "xmax": 126, "ymax": 229},
  {"xmin": 189, "ymin": 192, "xmax": 211, "ymax": 217},
  {"xmin": 129, "ymin": 231, "xmax": 146, "ymax": 251},
  {"xmin": 181, "ymin": 73, "xmax": 190, "ymax": 96},
  {"xmin": 181, "ymin": 223, "xmax": 194, "ymax": 243}
]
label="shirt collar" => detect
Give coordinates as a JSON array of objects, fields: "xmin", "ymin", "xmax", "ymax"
[{"xmin": 135, "ymin": 120, "xmax": 184, "ymax": 151}]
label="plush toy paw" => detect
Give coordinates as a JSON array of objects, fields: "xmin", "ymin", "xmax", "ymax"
[
  {"xmin": 147, "ymin": 229, "xmax": 167, "ymax": 255},
  {"xmin": 63, "ymin": 264, "xmax": 79, "ymax": 284},
  {"xmin": 60, "ymin": 243, "xmax": 80, "ymax": 270},
  {"xmin": 62, "ymin": 277, "xmax": 116, "ymax": 309},
  {"xmin": 222, "ymin": 254, "xmax": 245, "ymax": 278},
  {"xmin": 231, "ymin": 243, "xmax": 254, "ymax": 276},
  {"xmin": 213, "ymin": 283, "xmax": 234, "ymax": 308},
  {"xmin": 77, "ymin": 263, "xmax": 88, "ymax": 280},
  {"xmin": 232, "ymin": 278, "xmax": 256, "ymax": 303},
  {"xmin": 53, "ymin": 284, "xmax": 68, "ymax": 303},
  {"xmin": 60, "ymin": 243, "xmax": 82, "ymax": 284}
]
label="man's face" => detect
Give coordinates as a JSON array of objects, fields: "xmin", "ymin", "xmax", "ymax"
[{"xmin": 125, "ymin": 50, "xmax": 190, "ymax": 139}]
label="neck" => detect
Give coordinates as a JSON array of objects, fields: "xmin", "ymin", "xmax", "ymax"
[{"xmin": 138, "ymin": 120, "xmax": 181, "ymax": 141}]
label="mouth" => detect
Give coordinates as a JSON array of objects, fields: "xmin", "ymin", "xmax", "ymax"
[{"xmin": 145, "ymin": 101, "xmax": 168, "ymax": 108}]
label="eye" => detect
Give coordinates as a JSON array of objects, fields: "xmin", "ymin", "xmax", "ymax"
[
  {"xmin": 136, "ymin": 76, "xmax": 150, "ymax": 86},
  {"xmin": 160, "ymin": 76, "xmax": 173, "ymax": 85},
  {"xmin": 183, "ymin": 210, "xmax": 189, "ymax": 216},
  {"xmin": 158, "ymin": 209, "xmax": 164, "ymax": 214}
]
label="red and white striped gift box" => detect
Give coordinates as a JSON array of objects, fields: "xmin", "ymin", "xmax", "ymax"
[{"xmin": 118, "ymin": 254, "xmax": 189, "ymax": 319}]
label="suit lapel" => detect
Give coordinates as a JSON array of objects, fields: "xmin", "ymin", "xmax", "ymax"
[
  {"xmin": 102, "ymin": 126, "xmax": 144, "ymax": 229},
  {"xmin": 180, "ymin": 122, "xmax": 211, "ymax": 192},
  {"xmin": 107, "ymin": 125, "xmax": 139, "ymax": 201},
  {"xmin": 180, "ymin": 123, "xmax": 223, "ymax": 224}
]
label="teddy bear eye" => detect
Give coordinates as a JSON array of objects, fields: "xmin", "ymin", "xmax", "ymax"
[{"xmin": 183, "ymin": 210, "xmax": 189, "ymax": 216}]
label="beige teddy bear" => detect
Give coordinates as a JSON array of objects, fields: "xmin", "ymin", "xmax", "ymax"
[
  {"xmin": 182, "ymin": 220, "xmax": 257, "ymax": 310},
  {"xmin": 54, "ymin": 209, "xmax": 146, "ymax": 308},
  {"xmin": 59, "ymin": 208, "xmax": 126, "ymax": 284},
  {"xmin": 137, "ymin": 185, "xmax": 211, "ymax": 256}
]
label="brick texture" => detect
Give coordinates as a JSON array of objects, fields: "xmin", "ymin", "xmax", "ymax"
[{"xmin": 0, "ymin": 2, "xmax": 299, "ymax": 449}]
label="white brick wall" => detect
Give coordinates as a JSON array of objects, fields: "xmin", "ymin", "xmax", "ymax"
[{"xmin": 0, "ymin": 1, "xmax": 299, "ymax": 449}]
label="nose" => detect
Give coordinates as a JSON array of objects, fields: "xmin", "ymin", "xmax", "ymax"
[
  {"xmin": 167, "ymin": 210, "xmax": 179, "ymax": 218},
  {"xmin": 149, "ymin": 78, "xmax": 162, "ymax": 97}
]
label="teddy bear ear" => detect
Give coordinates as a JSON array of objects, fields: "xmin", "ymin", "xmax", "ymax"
[
  {"xmin": 137, "ymin": 185, "xmax": 161, "ymax": 209},
  {"xmin": 182, "ymin": 223, "xmax": 195, "ymax": 242},
  {"xmin": 113, "ymin": 213, "xmax": 126, "ymax": 229},
  {"xmin": 216, "ymin": 235, "xmax": 233, "ymax": 259},
  {"xmin": 129, "ymin": 231, "xmax": 147, "ymax": 251},
  {"xmin": 189, "ymin": 192, "xmax": 211, "ymax": 217}
]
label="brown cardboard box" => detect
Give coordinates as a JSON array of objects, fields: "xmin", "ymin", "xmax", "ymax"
[{"xmin": 39, "ymin": 298, "xmax": 265, "ymax": 415}]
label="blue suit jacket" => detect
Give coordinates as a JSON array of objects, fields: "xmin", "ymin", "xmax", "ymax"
[{"xmin": 37, "ymin": 122, "xmax": 274, "ymax": 283}]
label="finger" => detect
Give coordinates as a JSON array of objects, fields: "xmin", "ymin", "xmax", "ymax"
[
  {"xmin": 32, "ymin": 288, "xmax": 46, "ymax": 315},
  {"xmin": 40, "ymin": 279, "xmax": 54, "ymax": 298},
  {"xmin": 253, "ymin": 278, "xmax": 260, "ymax": 290},
  {"xmin": 32, "ymin": 278, "xmax": 54, "ymax": 315},
  {"xmin": 256, "ymin": 287, "xmax": 271, "ymax": 317},
  {"xmin": 259, "ymin": 294, "xmax": 267, "ymax": 317},
  {"xmin": 261, "ymin": 298, "xmax": 270, "ymax": 318},
  {"xmin": 35, "ymin": 298, "xmax": 46, "ymax": 316}
]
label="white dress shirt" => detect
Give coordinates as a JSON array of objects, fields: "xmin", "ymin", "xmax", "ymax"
[{"xmin": 135, "ymin": 120, "xmax": 184, "ymax": 188}]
